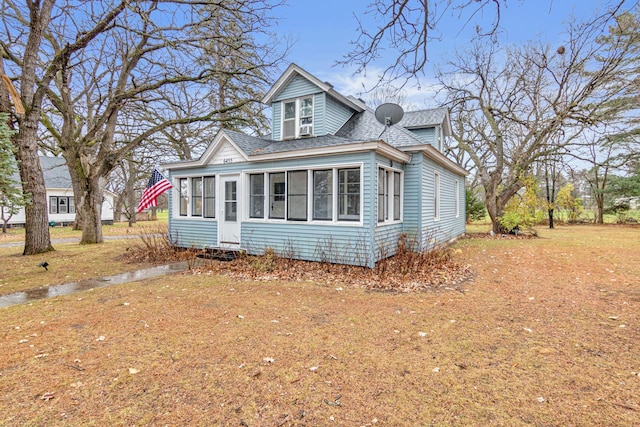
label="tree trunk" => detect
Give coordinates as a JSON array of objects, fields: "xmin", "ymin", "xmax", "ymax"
[
  {"xmin": 78, "ymin": 177, "xmax": 105, "ymax": 244},
  {"xmin": 596, "ymin": 194, "xmax": 605, "ymax": 224},
  {"xmin": 65, "ymin": 154, "xmax": 105, "ymax": 244},
  {"xmin": 548, "ymin": 209, "xmax": 555, "ymax": 229},
  {"xmin": 15, "ymin": 125, "xmax": 54, "ymax": 255}
]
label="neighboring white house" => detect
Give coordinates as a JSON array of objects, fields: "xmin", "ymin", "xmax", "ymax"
[{"xmin": 6, "ymin": 156, "xmax": 114, "ymax": 227}]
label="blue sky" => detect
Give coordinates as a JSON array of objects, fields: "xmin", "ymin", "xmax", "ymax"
[{"xmin": 276, "ymin": 0, "xmax": 638, "ymax": 108}]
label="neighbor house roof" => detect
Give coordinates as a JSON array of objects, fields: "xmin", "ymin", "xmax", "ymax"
[
  {"xmin": 9, "ymin": 156, "xmax": 71, "ymax": 188},
  {"xmin": 40, "ymin": 156, "xmax": 72, "ymax": 188}
]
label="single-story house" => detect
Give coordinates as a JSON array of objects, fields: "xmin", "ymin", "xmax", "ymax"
[
  {"xmin": 163, "ymin": 63, "xmax": 467, "ymax": 267},
  {"xmin": 5, "ymin": 156, "xmax": 115, "ymax": 227}
]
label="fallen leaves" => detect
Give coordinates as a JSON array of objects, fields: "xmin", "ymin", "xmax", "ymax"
[
  {"xmin": 40, "ymin": 391, "xmax": 55, "ymax": 401},
  {"xmin": 198, "ymin": 247, "xmax": 473, "ymax": 293}
]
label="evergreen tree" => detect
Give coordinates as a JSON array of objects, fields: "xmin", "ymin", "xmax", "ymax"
[{"xmin": 0, "ymin": 113, "xmax": 27, "ymax": 233}]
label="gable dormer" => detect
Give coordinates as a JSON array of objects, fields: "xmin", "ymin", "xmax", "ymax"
[
  {"xmin": 397, "ymin": 108, "xmax": 452, "ymax": 152},
  {"xmin": 263, "ymin": 64, "xmax": 365, "ymax": 141}
]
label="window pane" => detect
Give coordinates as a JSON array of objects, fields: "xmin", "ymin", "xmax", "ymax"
[
  {"xmin": 378, "ymin": 169, "xmax": 388, "ymax": 222},
  {"xmin": 313, "ymin": 170, "xmax": 332, "ymax": 220},
  {"xmin": 225, "ymin": 181, "xmax": 237, "ymax": 221},
  {"xmin": 300, "ymin": 97, "xmax": 313, "ymax": 118},
  {"xmin": 283, "ymin": 101, "xmax": 296, "ymax": 139},
  {"xmin": 179, "ymin": 178, "xmax": 188, "ymax": 216},
  {"xmin": 250, "ymin": 174, "xmax": 265, "ymax": 218},
  {"xmin": 203, "ymin": 176, "xmax": 215, "ymax": 218},
  {"xmin": 192, "ymin": 177, "xmax": 202, "ymax": 216},
  {"xmin": 50, "ymin": 196, "xmax": 58, "ymax": 214},
  {"xmin": 59, "ymin": 197, "xmax": 68, "ymax": 214},
  {"xmin": 69, "ymin": 197, "xmax": 76, "ymax": 214},
  {"xmin": 284, "ymin": 101, "xmax": 296, "ymax": 119},
  {"xmin": 287, "ymin": 170, "xmax": 307, "ymax": 220},
  {"xmin": 269, "ymin": 172, "xmax": 285, "ymax": 219},
  {"xmin": 338, "ymin": 168, "xmax": 360, "ymax": 221}
]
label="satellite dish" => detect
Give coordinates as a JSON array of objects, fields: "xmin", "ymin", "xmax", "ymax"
[{"xmin": 375, "ymin": 103, "xmax": 404, "ymax": 127}]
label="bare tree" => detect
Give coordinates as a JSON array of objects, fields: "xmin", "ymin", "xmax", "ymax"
[
  {"xmin": 37, "ymin": 1, "xmax": 285, "ymax": 244},
  {"xmin": 0, "ymin": 1, "xmax": 127, "ymax": 254},
  {"xmin": 440, "ymin": 6, "xmax": 637, "ymax": 233},
  {"xmin": 340, "ymin": 0, "xmax": 504, "ymax": 86}
]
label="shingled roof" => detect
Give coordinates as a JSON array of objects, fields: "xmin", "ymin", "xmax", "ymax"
[{"xmin": 10, "ymin": 156, "xmax": 71, "ymax": 189}]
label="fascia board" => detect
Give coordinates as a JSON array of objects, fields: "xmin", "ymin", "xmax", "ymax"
[
  {"xmin": 248, "ymin": 141, "xmax": 410, "ymax": 163},
  {"xmin": 262, "ymin": 64, "xmax": 364, "ymax": 112},
  {"xmin": 162, "ymin": 130, "xmax": 249, "ymax": 170},
  {"xmin": 400, "ymin": 144, "xmax": 468, "ymax": 176}
]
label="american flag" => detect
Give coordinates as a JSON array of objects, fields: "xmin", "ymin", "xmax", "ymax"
[{"xmin": 136, "ymin": 168, "xmax": 173, "ymax": 213}]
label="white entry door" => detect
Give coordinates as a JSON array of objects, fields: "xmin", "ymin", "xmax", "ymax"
[{"xmin": 219, "ymin": 175, "xmax": 240, "ymax": 248}]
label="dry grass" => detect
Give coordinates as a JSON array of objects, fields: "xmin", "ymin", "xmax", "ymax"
[
  {"xmin": 0, "ymin": 240, "xmax": 157, "ymax": 296},
  {"xmin": 0, "ymin": 220, "xmax": 168, "ymax": 242},
  {"xmin": 0, "ymin": 225, "xmax": 639, "ymax": 426}
]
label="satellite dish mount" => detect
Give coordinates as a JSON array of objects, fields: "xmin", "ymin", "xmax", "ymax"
[{"xmin": 375, "ymin": 103, "xmax": 404, "ymax": 141}]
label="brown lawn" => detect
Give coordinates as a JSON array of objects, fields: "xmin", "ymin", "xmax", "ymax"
[{"xmin": 0, "ymin": 225, "xmax": 639, "ymax": 426}]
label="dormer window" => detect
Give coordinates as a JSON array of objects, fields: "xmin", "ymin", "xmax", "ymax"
[{"xmin": 282, "ymin": 96, "xmax": 313, "ymax": 140}]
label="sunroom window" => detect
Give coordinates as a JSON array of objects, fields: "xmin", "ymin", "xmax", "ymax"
[
  {"xmin": 191, "ymin": 177, "xmax": 202, "ymax": 216},
  {"xmin": 177, "ymin": 176, "xmax": 215, "ymax": 218},
  {"xmin": 287, "ymin": 170, "xmax": 308, "ymax": 220},
  {"xmin": 203, "ymin": 176, "xmax": 215, "ymax": 218},
  {"xmin": 250, "ymin": 174, "xmax": 265, "ymax": 218},
  {"xmin": 338, "ymin": 168, "xmax": 360, "ymax": 221},
  {"xmin": 313, "ymin": 170, "xmax": 332, "ymax": 220},
  {"xmin": 377, "ymin": 167, "xmax": 402, "ymax": 224},
  {"xmin": 179, "ymin": 178, "xmax": 188, "ymax": 216},
  {"xmin": 248, "ymin": 167, "xmax": 360, "ymax": 223},
  {"xmin": 269, "ymin": 172, "xmax": 285, "ymax": 219}
]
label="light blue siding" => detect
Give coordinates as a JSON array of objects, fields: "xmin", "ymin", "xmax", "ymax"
[
  {"xmin": 272, "ymin": 102, "xmax": 282, "ymax": 141},
  {"xmin": 169, "ymin": 218, "xmax": 217, "ymax": 248},
  {"xmin": 420, "ymin": 153, "xmax": 466, "ymax": 249},
  {"xmin": 402, "ymin": 153, "xmax": 422, "ymax": 237},
  {"xmin": 243, "ymin": 223, "xmax": 371, "ymax": 266},
  {"xmin": 274, "ymin": 75, "xmax": 321, "ymax": 101},
  {"xmin": 409, "ymin": 127, "xmax": 439, "ymax": 149},
  {"xmin": 313, "ymin": 93, "xmax": 326, "ymax": 135},
  {"xmin": 325, "ymin": 94, "xmax": 356, "ymax": 135},
  {"xmin": 374, "ymin": 223, "xmax": 404, "ymax": 259}
]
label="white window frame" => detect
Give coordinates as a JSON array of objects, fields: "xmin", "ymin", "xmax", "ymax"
[
  {"xmin": 280, "ymin": 96, "xmax": 314, "ymax": 140},
  {"xmin": 244, "ymin": 163, "xmax": 363, "ymax": 226},
  {"xmin": 377, "ymin": 165, "xmax": 403, "ymax": 225},
  {"xmin": 174, "ymin": 175, "xmax": 217, "ymax": 220}
]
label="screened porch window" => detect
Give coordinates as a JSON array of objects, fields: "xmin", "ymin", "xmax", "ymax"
[
  {"xmin": 250, "ymin": 173, "xmax": 265, "ymax": 218},
  {"xmin": 287, "ymin": 170, "xmax": 307, "ymax": 220},
  {"xmin": 269, "ymin": 172, "xmax": 285, "ymax": 219},
  {"xmin": 191, "ymin": 177, "xmax": 202, "ymax": 216},
  {"xmin": 338, "ymin": 168, "xmax": 360, "ymax": 221},
  {"xmin": 179, "ymin": 178, "xmax": 188, "ymax": 216},
  {"xmin": 248, "ymin": 166, "xmax": 361, "ymax": 223},
  {"xmin": 313, "ymin": 170, "xmax": 332, "ymax": 220},
  {"xmin": 203, "ymin": 176, "xmax": 215, "ymax": 218}
]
